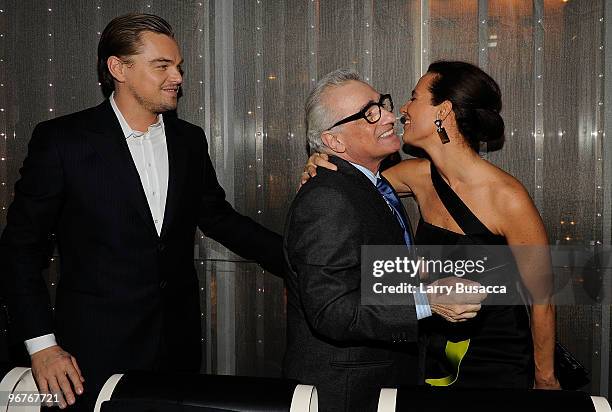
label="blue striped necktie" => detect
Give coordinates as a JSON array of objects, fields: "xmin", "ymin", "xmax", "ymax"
[{"xmin": 376, "ymin": 177, "xmax": 413, "ymax": 246}]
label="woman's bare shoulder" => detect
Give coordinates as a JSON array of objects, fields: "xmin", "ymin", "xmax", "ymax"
[
  {"xmin": 483, "ymin": 164, "xmax": 544, "ymax": 235},
  {"xmin": 383, "ymin": 157, "xmax": 430, "ymax": 195},
  {"xmin": 487, "ymin": 165, "xmax": 532, "ymax": 208},
  {"xmin": 387, "ymin": 157, "xmax": 431, "ymax": 181}
]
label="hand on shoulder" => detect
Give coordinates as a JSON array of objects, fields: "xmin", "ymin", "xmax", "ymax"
[{"xmin": 299, "ymin": 153, "xmax": 337, "ymax": 189}]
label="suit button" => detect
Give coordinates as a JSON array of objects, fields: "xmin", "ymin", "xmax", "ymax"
[
  {"xmin": 159, "ymin": 280, "xmax": 168, "ymax": 289},
  {"xmin": 158, "ymin": 243, "xmax": 165, "ymax": 252}
]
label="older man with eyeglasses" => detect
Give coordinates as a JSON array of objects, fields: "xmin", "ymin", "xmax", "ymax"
[
  {"xmin": 283, "ymin": 69, "xmax": 427, "ymax": 412},
  {"xmin": 284, "ymin": 68, "xmax": 489, "ymax": 411}
]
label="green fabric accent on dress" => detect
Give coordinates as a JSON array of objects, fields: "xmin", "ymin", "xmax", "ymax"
[{"xmin": 425, "ymin": 339, "xmax": 470, "ymax": 386}]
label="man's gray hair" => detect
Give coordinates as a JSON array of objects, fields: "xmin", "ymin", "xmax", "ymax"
[{"xmin": 305, "ymin": 68, "xmax": 362, "ymax": 153}]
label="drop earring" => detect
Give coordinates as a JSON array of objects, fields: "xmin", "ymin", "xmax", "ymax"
[{"xmin": 434, "ymin": 119, "xmax": 450, "ymax": 144}]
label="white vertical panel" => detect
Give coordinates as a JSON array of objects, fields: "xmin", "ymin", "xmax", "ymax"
[
  {"xmin": 533, "ymin": 0, "xmax": 544, "ymax": 213},
  {"xmin": 0, "ymin": 0, "xmax": 7, "ymax": 224},
  {"xmin": 420, "ymin": 0, "xmax": 429, "ymax": 76},
  {"xmin": 46, "ymin": 0, "xmax": 55, "ymax": 121},
  {"xmin": 478, "ymin": 0, "xmax": 488, "ymax": 157},
  {"xmin": 213, "ymin": 0, "xmax": 236, "ymax": 375},
  {"xmin": 308, "ymin": 0, "xmax": 319, "ymax": 89},
  {"xmin": 362, "ymin": 0, "xmax": 373, "ymax": 82},
  {"xmin": 594, "ymin": 0, "xmax": 608, "ymax": 396},
  {"xmin": 253, "ymin": 0, "xmax": 266, "ymax": 369},
  {"xmin": 600, "ymin": 0, "xmax": 612, "ymax": 398}
]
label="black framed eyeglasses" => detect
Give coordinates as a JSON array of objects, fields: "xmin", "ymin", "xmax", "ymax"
[{"xmin": 327, "ymin": 94, "xmax": 393, "ymax": 130}]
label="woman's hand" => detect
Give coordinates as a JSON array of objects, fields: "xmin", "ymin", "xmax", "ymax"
[
  {"xmin": 534, "ymin": 374, "xmax": 561, "ymax": 390},
  {"xmin": 299, "ymin": 153, "xmax": 337, "ymax": 188}
]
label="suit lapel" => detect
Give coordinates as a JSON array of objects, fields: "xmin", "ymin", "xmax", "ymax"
[
  {"xmin": 331, "ymin": 156, "xmax": 407, "ymax": 241},
  {"xmin": 332, "ymin": 156, "xmax": 391, "ymax": 212},
  {"xmin": 160, "ymin": 116, "xmax": 189, "ymax": 238},
  {"xmin": 84, "ymin": 101, "xmax": 158, "ymax": 238}
]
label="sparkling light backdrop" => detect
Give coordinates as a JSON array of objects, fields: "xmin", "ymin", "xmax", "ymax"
[{"xmin": 0, "ymin": 0, "xmax": 610, "ymax": 396}]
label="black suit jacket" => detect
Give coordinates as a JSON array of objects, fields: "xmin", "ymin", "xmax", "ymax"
[
  {"xmin": 0, "ymin": 100, "xmax": 283, "ymax": 406},
  {"xmin": 283, "ymin": 157, "xmax": 420, "ymax": 412}
]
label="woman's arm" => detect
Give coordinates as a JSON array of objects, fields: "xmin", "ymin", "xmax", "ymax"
[
  {"xmin": 301, "ymin": 154, "xmax": 422, "ymax": 197},
  {"xmin": 381, "ymin": 158, "xmax": 426, "ymax": 196},
  {"xmin": 499, "ymin": 184, "xmax": 560, "ymax": 389}
]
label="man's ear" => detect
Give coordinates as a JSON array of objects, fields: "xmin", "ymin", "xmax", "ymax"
[
  {"xmin": 321, "ymin": 131, "xmax": 346, "ymax": 154},
  {"xmin": 107, "ymin": 56, "xmax": 127, "ymax": 84}
]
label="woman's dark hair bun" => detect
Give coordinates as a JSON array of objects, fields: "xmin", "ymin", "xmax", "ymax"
[{"xmin": 427, "ymin": 61, "xmax": 504, "ymax": 151}]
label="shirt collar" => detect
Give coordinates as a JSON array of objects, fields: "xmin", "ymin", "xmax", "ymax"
[
  {"xmin": 349, "ymin": 161, "xmax": 380, "ymax": 186},
  {"xmin": 110, "ymin": 92, "xmax": 164, "ymax": 139}
]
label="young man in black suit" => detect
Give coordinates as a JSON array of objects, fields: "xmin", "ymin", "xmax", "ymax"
[
  {"xmin": 0, "ymin": 14, "xmax": 282, "ymax": 410},
  {"xmin": 284, "ymin": 69, "xmax": 484, "ymax": 411}
]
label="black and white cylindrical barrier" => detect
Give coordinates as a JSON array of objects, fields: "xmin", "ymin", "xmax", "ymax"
[
  {"xmin": 0, "ymin": 367, "xmax": 39, "ymax": 412},
  {"xmin": 290, "ymin": 383, "xmax": 318, "ymax": 412},
  {"xmin": 592, "ymin": 397, "xmax": 612, "ymax": 412},
  {"xmin": 377, "ymin": 387, "xmax": 611, "ymax": 412},
  {"xmin": 94, "ymin": 373, "xmax": 124, "ymax": 412},
  {"xmin": 95, "ymin": 372, "xmax": 317, "ymax": 412},
  {"xmin": 377, "ymin": 388, "xmax": 398, "ymax": 411}
]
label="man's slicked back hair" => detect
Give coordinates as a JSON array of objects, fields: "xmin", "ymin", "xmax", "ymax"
[{"xmin": 97, "ymin": 13, "xmax": 174, "ymax": 98}]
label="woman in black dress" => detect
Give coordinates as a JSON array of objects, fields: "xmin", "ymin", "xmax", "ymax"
[{"xmin": 305, "ymin": 61, "xmax": 559, "ymax": 389}]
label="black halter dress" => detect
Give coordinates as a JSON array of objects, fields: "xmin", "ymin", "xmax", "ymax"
[{"xmin": 415, "ymin": 162, "xmax": 534, "ymax": 389}]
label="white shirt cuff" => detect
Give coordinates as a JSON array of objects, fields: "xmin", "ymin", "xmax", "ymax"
[
  {"xmin": 414, "ymin": 291, "xmax": 432, "ymax": 320},
  {"xmin": 25, "ymin": 334, "xmax": 57, "ymax": 355}
]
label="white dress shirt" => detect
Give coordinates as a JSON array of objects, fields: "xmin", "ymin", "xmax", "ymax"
[
  {"xmin": 110, "ymin": 93, "xmax": 169, "ymax": 235},
  {"xmin": 25, "ymin": 94, "xmax": 170, "ymax": 355}
]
